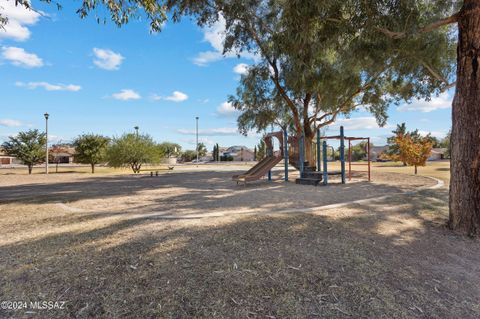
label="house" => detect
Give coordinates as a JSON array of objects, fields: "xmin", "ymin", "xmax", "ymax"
[
  {"xmin": 221, "ymin": 145, "xmax": 255, "ymax": 161},
  {"xmin": 370, "ymin": 145, "xmax": 389, "ymax": 161},
  {"xmin": 49, "ymin": 146, "xmax": 76, "ymax": 164},
  {"xmin": 0, "ymin": 148, "xmax": 17, "ymax": 165},
  {"xmin": 428, "ymin": 148, "xmax": 447, "ymax": 161}
]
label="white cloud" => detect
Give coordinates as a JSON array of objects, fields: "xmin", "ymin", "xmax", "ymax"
[
  {"xmin": 193, "ymin": 15, "xmax": 259, "ymax": 66},
  {"xmin": 233, "ymin": 63, "xmax": 249, "ymax": 75},
  {"xmin": 165, "ymin": 91, "xmax": 188, "ymax": 102},
  {"xmin": 330, "ymin": 117, "xmax": 388, "ymax": 131},
  {"xmin": 112, "ymin": 89, "xmax": 141, "ymax": 100},
  {"xmin": 397, "ymin": 92, "xmax": 452, "ymax": 113},
  {"xmin": 0, "ymin": 119, "xmax": 22, "ymax": 127},
  {"xmin": 151, "ymin": 91, "xmax": 189, "ymax": 102},
  {"xmin": 193, "ymin": 51, "xmax": 223, "ymax": 66},
  {"xmin": 216, "ymin": 101, "xmax": 239, "ymax": 117},
  {"xmin": 15, "ymin": 81, "xmax": 81, "ymax": 91},
  {"xmin": 2, "ymin": 46, "xmax": 43, "ymax": 68},
  {"xmin": 177, "ymin": 127, "xmax": 238, "ymax": 136},
  {"xmin": 0, "ymin": 1, "xmax": 41, "ymax": 41},
  {"xmin": 92, "ymin": 48, "xmax": 124, "ymax": 70}
]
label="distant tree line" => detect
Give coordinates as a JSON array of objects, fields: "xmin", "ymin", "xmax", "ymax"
[{"xmin": 1, "ymin": 129, "xmax": 191, "ymax": 174}]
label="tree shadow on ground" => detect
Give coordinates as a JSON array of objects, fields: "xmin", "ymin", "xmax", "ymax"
[
  {"xmin": 1, "ymin": 187, "xmax": 479, "ymax": 319},
  {"xmin": 0, "ymin": 171, "xmax": 435, "ymax": 221}
]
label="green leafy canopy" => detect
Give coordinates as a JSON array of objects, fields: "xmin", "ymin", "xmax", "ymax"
[{"xmin": 1, "ymin": 129, "xmax": 46, "ymax": 173}]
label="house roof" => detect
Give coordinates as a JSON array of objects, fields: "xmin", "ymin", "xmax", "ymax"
[
  {"xmin": 431, "ymin": 148, "xmax": 447, "ymax": 154},
  {"xmin": 50, "ymin": 146, "xmax": 75, "ymax": 155},
  {"xmin": 0, "ymin": 148, "xmax": 10, "ymax": 156},
  {"xmin": 371, "ymin": 145, "xmax": 388, "ymax": 153},
  {"xmin": 226, "ymin": 145, "xmax": 251, "ymax": 153}
]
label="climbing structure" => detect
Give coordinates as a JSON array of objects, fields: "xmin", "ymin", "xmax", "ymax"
[
  {"xmin": 232, "ymin": 126, "xmax": 370, "ymax": 186},
  {"xmin": 293, "ymin": 126, "xmax": 371, "ymax": 186}
]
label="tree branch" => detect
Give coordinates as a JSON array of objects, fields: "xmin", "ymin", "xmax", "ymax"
[
  {"xmin": 420, "ymin": 60, "xmax": 456, "ymax": 89},
  {"xmin": 376, "ymin": 12, "xmax": 459, "ymax": 39},
  {"xmin": 240, "ymin": 18, "xmax": 303, "ymax": 133}
]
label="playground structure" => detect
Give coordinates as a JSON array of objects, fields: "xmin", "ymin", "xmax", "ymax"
[
  {"xmin": 232, "ymin": 126, "xmax": 371, "ymax": 186},
  {"xmin": 232, "ymin": 132, "xmax": 284, "ymax": 185}
]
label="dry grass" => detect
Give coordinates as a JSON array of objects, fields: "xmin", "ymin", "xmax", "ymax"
[
  {"xmin": 1, "ymin": 163, "xmax": 477, "ymax": 319},
  {"xmin": 323, "ymin": 160, "xmax": 450, "ymax": 183}
]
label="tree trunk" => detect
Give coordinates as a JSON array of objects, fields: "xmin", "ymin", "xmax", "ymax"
[
  {"xmin": 449, "ymin": 0, "xmax": 480, "ymax": 236},
  {"xmin": 91, "ymin": 163, "xmax": 95, "ymax": 174},
  {"xmin": 304, "ymin": 134, "xmax": 315, "ymax": 167},
  {"xmin": 28, "ymin": 165, "xmax": 32, "ymax": 175},
  {"xmin": 414, "ymin": 165, "xmax": 418, "ymax": 175},
  {"xmin": 303, "ymin": 119, "xmax": 316, "ymax": 167}
]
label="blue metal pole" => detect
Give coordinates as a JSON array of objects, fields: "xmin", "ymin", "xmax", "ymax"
[
  {"xmin": 322, "ymin": 141, "xmax": 328, "ymax": 185},
  {"xmin": 268, "ymin": 170, "xmax": 272, "ymax": 181},
  {"xmin": 316, "ymin": 128, "xmax": 321, "ymax": 172},
  {"xmin": 340, "ymin": 126, "xmax": 346, "ymax": 184},
  {"xmin": 284, "ymin": 129, "xmax": 288, "ymax": 181},
  {"xmin": 299, "ymin": 134, "xmax": 305, "ymax": 178}
]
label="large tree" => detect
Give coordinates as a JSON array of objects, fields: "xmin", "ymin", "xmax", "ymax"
[
  {"xmin": 158, "ymin": 142, "xmax": 182, "ymax": 158},
  {"xmin": 1, "ymin": 129, "xmax": 46, "ymax": 174},
  {"xmin": 165, "ymin": 0, "xmax": 453, "ymax": 168},
  {"xmin": 73, "ymin": 134, "xmax": 110, "ymax": 173},
  {"xmin": 107, "ymin": 133, "xmax": 161, "ymax": 173},
  {"xmin": 0, "ymin": 0, "xmax": 166, "ymax": 32},
  {"xmin": 349, "ymin": 0, "xmax": 478, "ymax": 235}
]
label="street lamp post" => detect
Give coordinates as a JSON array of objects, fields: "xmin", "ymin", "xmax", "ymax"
[
  {"xmin": 134, "ymin": 126, "xmax": 139, "ymax": 137},
  {"xmin": 195, "ymin": 117, "xmax": 199, "ymax": 162},
  {"xmin": 44, "ymin": 112, "xmax": 49, "ymax": 174}
]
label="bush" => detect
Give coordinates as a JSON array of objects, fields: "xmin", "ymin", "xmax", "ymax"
[
  {"xmin": 220, "ymin": 155, "xmax": 234, "ymax": 161},
  {"xmin": 180, "ymin": 150, "xmax": 197, "ymax": 162}
]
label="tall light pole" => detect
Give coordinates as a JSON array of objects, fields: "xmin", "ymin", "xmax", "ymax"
[
  {"xmin": 134, "ymin": 126, "xmax": 139, "ymax": 137},
  {"xmin": 195, "ymin": 116, "xmax": 199, "ymax": 162},
  {"xmin": 44, "ymin": 112, "xmax": 49, "ymax": 174}
]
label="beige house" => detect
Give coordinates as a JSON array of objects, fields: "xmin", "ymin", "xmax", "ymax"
[
  {"xmin": 223, "ymin": 146, "xmax": 255, "ymax": 161},
  {"xmin": 0, "ymin": 148, "xmax": 21, "ymax": 165},
  {"xmin": 428, "ymin": 148, "xmax": 447, "ymax": 161},
  {"xmin": 370, "ymin": 145, "xmax": 389, "ymax": 161},
  {"xmin": 49, "ymin": 146, "xmax": 76, "ymax": 164}
]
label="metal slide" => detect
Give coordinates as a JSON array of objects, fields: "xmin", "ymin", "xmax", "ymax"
[{"xmin": 232, "ymin": 155, "xmax": 283, "ymax": 185}]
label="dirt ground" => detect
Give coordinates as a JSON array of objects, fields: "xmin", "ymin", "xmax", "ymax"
[{"xmin": 0, "ymin": 166, "xmax": 478, "ymax": 318}]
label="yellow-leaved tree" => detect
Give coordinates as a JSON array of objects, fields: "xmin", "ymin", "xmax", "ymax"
[{"xmin": 395, "ymin": 135, "xmax": 433, "ymax": 175}]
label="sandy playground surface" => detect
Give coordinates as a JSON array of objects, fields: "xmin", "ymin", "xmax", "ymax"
[
  {"xmin": 0, "ymin": 168, "xmax": 437, "ymax": 217},
  {"xmin": 0, "ymin": 167, "xmax": 479, "ymax": 318}
]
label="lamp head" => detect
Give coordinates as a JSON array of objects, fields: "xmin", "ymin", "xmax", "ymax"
[{"xmin": 44, "ymin": 112, "xmax": 49, "ymax": 120}]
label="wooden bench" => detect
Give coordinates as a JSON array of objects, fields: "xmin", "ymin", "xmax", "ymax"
[{"xmin": 139, "ymin": 166, "xmax": 175, "ymax": 176}]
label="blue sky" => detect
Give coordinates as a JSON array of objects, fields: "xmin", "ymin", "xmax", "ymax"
[{"xmin": 0, "ymin": 1, "xmax": 453, "ymax": 150}]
